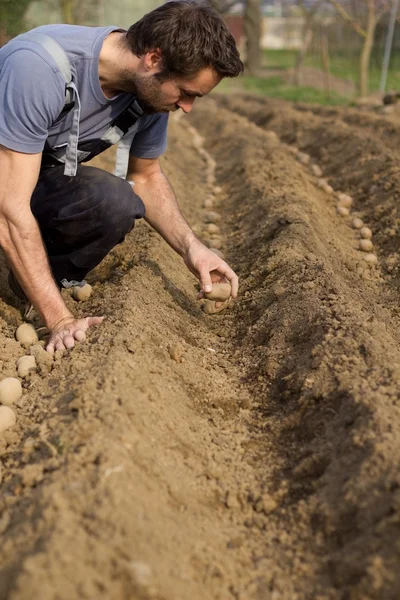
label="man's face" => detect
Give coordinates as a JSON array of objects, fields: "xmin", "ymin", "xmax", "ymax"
[{"xmin": 122, "ymin": 66, "xmax": 221, "ymax": 114}]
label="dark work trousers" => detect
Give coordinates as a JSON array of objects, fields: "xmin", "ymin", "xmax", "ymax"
[{"xmin": 31, "ymin": 164, "xmax": 146, "ymax": 285}]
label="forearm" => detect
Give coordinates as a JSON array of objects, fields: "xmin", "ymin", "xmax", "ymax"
[
  {"xmin": 132, "ymin": 171, "xmax": 197, "ymax": 256},
  {"xmin": 0, "ymin": 211, "xmax": 72, "ymax": 329}
]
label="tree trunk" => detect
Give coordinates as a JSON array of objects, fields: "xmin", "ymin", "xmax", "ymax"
[
  {"xmin": 359, "ymin": 4, "xmax": 376, "ymax": 97},
  {"xmin": 243, "ymin": 0, "xmax": 262, "ymax": 76},
  {"xmin": 294, "ymin": 15, "xmax": 314, "ymax": 86}
]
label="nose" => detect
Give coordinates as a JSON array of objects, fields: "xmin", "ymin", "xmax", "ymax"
[{"xmin": 177, "ymin": 97, "xmax": 195, "ymax": 113}]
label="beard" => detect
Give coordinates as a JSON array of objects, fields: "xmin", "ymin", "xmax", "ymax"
[{"xmin": 119, "ymin": 70, "xmax": 178, "ymax": 114}]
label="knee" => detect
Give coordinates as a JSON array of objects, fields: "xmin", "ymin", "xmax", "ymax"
[{"xmin": 97, "ymin": 176, "xmax": 145, "ymax": 238}]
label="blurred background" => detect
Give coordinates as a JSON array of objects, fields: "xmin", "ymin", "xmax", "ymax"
[{"xmin": 1, "ymin": 0, "xmax": 400, "ymax": 105}]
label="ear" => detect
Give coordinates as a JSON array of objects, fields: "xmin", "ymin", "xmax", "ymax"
[{"xmin": 143, "ymin": 48, "xmax": 163, "ymax": 73}]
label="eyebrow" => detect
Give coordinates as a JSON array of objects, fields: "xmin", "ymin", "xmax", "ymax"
[{"xmin": 181, "ymin": 88, "xmax": 204, "ymax": 98}]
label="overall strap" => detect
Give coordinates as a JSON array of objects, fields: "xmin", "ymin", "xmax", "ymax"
[{"xmin": 11, "ymin": 31, "xmax": 80, "ymax": 176}]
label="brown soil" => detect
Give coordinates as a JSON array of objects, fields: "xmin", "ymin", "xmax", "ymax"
[{"xmin": 1, "ymin": 94, "xmax": 400, "ymax": 599}]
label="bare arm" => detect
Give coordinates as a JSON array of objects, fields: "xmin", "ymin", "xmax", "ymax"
[
  {"xmin": 0, "ymin": 146, "xmax": 73, "ymax": 328},
  {"xmin": 0, "ymin": 146, "xmax": 103, "ymax": 351},
  {"xmin": 127, "ymin": 156, "xmax": 238, "ymax": 297}
]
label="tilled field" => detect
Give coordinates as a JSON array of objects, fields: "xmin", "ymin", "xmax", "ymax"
[{"xmin": 1, "ymin": 95, "xmax": 400, "ymax": 600}]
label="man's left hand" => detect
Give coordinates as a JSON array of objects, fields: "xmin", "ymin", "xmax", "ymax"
[{"xmin": 183, "ymin": 238, "xmax": 239, "ymax": 298}]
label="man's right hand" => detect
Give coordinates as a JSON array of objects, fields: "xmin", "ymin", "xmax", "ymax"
[{"xmin": 46, "ymin": 315, "xmax": 104, "ymax": 354}]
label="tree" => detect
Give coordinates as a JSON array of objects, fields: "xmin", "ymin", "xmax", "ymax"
[
  {"xmin": 294, "ymin": 0, "xmax": 325, "ymax": 86},
  {"xmin": 243, "ymin": 0, "xmax": 262, "ymax": 75},
  {"xmin": 0, "ymin": 0, "xmax": 34, "ymax": 45},
  {"xmin": 328, "ymin": 0, "xmax": 393, "ymax": 97}
]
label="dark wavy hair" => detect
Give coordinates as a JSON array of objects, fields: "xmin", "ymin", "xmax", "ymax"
[{"xmin": 125, "ymin": 0, "xmax": 244, "ymax": 80}]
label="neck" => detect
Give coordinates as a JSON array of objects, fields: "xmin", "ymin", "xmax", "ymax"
[{"xmin": 99, "ymin": 31, "xmax": 139, "ymax": 98}]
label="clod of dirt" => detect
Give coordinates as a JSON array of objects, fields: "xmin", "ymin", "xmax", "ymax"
[
  {"xmin": 209, "ymin": 248, "xmax": 225, "ymax": 260},
  {"xmin": 338, "ymin": 193, "xmax": 353, "ymax": 208},
  {"xmin": 360, "ymin": 227, "xmax": 373, "ymax": 240},
  {"xmin": 207, "ymin": 223, "xmax": 220, "ymax": 235},
  {"xmin": 203, "ymin": 299, "xmax": 230, "ymax": 315},
  {"xmin": 17, "ymin": 356, "xmax": 37, "ymax": 379},
  {"xmin": 205, "ymin": 283, "xmax": 232, "ymax": 301},
  {"xmin": 0, "ymin": 378, "xmax": 22, "ymax": 407},
  {"xmin": 168, "ymin": 344, "xmax": 183, "ymax": 362},
  {"xmin": 337, "ymin": 206, "xmax": 350, "ymax": 217},
  {"xmin": 0, "ymin": 406, "xmax": 16, "ymax": 433},
  {"xmin": 363, "ymin": 253, "xmax": 378, "ymax": 265},
  {"xmin": 360, "ymin": 239, "xmax": 373, "ymax": 252},
  {"xmin": 72, "ymin": 284, "xmax": 93, "ymax": 302},
  {"xmin": 261, "ymin": 493, "xmax": 279, "ymax": 515},
  {"xmin": 16, "ymin": 323, "xmax": 38, "ymax": 347},
  {"xmin": 352, "ymin": 217, "xmax": 364, "ymax": 229},
  {"xmin": 204, "ymin": 211, "xmax": 221, "ymax": 223},
  {"xmin": 311, "ymin": 164, "xmax": 323, "ymax": 177},
  {"xmin": 29, "ymin": 344, "xmax": 53, "ymax": 374}
]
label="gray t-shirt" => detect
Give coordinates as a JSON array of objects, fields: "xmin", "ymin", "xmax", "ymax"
[{"xmin": 0, "ymin": 24, "xmax": 168, "ymax": 159}]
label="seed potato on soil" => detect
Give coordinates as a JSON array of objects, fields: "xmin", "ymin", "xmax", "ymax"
[
  {"xmin": 0, "ymin": 406, "xmax": 16, "ymax": 433},
  {"xmin": 0, "ymin": 377, "xmax": 22, "ymax": 406},
  {"xmin": 204, "ymin": 283, "xmax": 231, "ymax": 301},
  {"xmin": 337, "ymin": 206, "xmax": 350, "ymax": 216},
  {"xmin": 352, "ymin": 217, "xmax": 364, "ymax": 229},
  {"xmin": 17, "ymin": 355, "xmax": 36, "ymax": 378},
  {"xmin": 360, "ymin": 239, "xmax": 374, "ymax": 252},
  {"xmin": 15, "ymin": 323, "xmax": 38, "ymax": 347},
  {"xmin": 360, "ymin": 227, "xmax": 373, "ymax": 239},
  {"xmin": 71, "ymin": 283, "xmax": 93, "ymax": 302}
]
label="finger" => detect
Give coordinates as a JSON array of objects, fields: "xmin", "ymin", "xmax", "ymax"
[
  {"xmin": 214, "ymin": 264, "xmax": 239, "ymax": 298},
  {"xmin": 86, "ymin": 316, "xmax": 104, "ymax": 328},
  {"xmin": 63, "ymin": 334, "xmax": 75, "ymax": 350},
  {"xmin": 74, "ymin": 329, "xmax": 86, "ymax": 342},
  {"xmin": 198, "ymin": 263, "xmax": 213, "ymax": 294},
  {"xmin": 55, "ymin": 338, "xmax": 66, "ymax": 352},
  {"xmin": 46, "ymin": 341, "xmax": 55, "ymax": 355}
]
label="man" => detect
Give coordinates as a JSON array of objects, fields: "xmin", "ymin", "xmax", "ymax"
[{"xmin": 0, "ymin": 0, "xmax": 243, "ymax": 354}]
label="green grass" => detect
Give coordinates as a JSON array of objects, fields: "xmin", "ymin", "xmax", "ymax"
[
  {"xmin": 217, "ymin": 75, "xmax": 350, "ymax": 106},
  {"xmin": 262, "ymin": 49, "xmax": 400, "ymax": 93}
]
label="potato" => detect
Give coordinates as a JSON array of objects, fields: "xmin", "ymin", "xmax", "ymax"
[
  {"xmin": 207, "ymin": 223, "xmax": 220, "ymax": 235},
  {"xmin": 203, "ymin": 299, "xmax": 230, "ymax": 315},
  {"xmin": 205, "ymin": 282, "xmax": 232, "ymax": 301},
  {"xmin": 363, "ymin": 253, "xmax": 378, "ymax": 265},
  {"xmin": 17, "ymin": 355, "xmax": 36, "ymax": 378},
  {"xmin": 360, "ymin": 239, "xmax": 373, "ymax": 252},
  {"xmin": 352, "ymin": 217, "xmax": 364, "ymax": 229},
  {"xmin": 0, "ymin": 378, "xmax": 22, "ymax": 407},
  {"xmin": 72, "ymin": 283, "xmax": 93, "ymax": 302},
  {"xmin": 213, "ymin": 186, "xmax": 222, "ymax": 195},
  {"xmin": 360, "ymin": 227, "xmax": 372, "ymax": 240},
  {"xmin": 203, "ymin": 197, "xmax": 213, "ymax": 209},
  {"xmin": 208, "ymin": 238, "xmax": 222, "ymax": 249},
  {"xmin": 337, "ymin": 193, "xmax": 353, "ymax": 208},
  {"xmin": 337, "ymin": 206, "xmax": 350, "ymax": 217},
  {"xmin": 311, "ymin": 164, "xmax": 323, "ymax": 177},
  {"xmin": 0, "ymin": 406, "xmax": 16, "ymax": 433},
  {"xmin": 16, "ymin": 323, "xmax": 38, "ymax": 347},
  {"xmin": 297, "ymin": 152, "xmax": 310, "ymax": 165},
  {"xmin": 204, "ymin": 211, "xmax": 221, "ymax": 223}
]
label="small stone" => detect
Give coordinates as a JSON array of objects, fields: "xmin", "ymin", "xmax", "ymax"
[
  {"xmin": 0, "ymin": 378, "xmax": 22, "ymax": 407},
  {"xmin": 360, "ymin": 239, "xmax": 373, "ymax": 252},
  {"xmin": 0, "ymin": 406, "xmax": 16, "ymax": 433},
  {"xmin": 352, "ymin": 217, "xmax": 364, "ymax": 229},
  {"xmin": 16, "ymin": 324, "xmax": 38, "ymax": 348},
  {"xmin": 360, "ymin": 227, "xmax": 372, "ymax": 240},
  {"xmin": 168, "ymin": 344, "xmax": 182, "ymax": 362},
  {"xmin": 72, "ymin": 283, "xmax": 93, "ymax": 302},
  {"xmin": 17, "ymin": 355, "xmax": 36, "ymax": 378},
  {"xmin": 207, "ymin": 223, "xmax": 220, "ymax": 235}
]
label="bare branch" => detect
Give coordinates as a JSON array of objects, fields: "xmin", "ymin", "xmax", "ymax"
[{"xmin": 328, "ymin": 0, "xmax": 367, "ymax": 38}]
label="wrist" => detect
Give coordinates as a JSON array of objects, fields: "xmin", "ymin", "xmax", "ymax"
[
  {"xmin": 44, "ymin": 309, "xmax": 74, "ymax": 331},
  {"xmin": 180, "ymin": 230, "xmax": 198, "ymax": 257}
]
